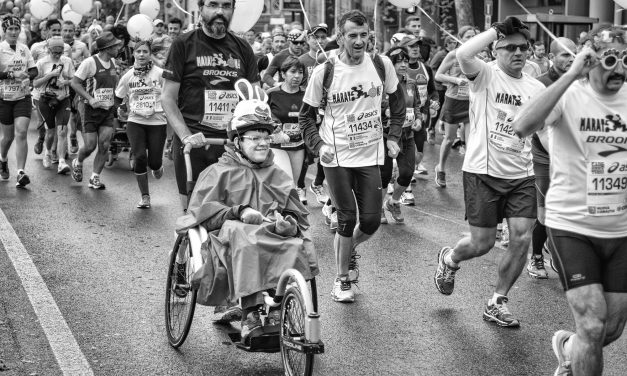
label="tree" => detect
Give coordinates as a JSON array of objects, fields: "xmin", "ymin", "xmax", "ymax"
[{"xmin": 454, "ymin": 0, "xmax": 475, "ymax": 29}]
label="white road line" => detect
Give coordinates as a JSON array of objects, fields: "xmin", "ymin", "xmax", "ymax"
[{"xmin": 0, "ymin": 208, "xmax": 93, "ymax": 375}]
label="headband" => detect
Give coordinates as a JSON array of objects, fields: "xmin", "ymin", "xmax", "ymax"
[{"xmin": 2, "ymin": 16, "xmax": 21, "ymax": 32}]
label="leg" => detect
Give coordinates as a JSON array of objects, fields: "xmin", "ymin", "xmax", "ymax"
[
  {"xmin": 93, "ymin": 126, "xmax": 114, "ymax": 175},
  {"xmin": 126, "ymin": 122, "xmax": 149, "ymax": 196},
  {"xmin": 498, "ymin": 217, "xmax": 534, "ymax": 295},
  {"xmin": 78, "ymin": 132, "xmax": 98, "ymax": 163},
  {"xmin": 0, "ymin": 123, "xmax": 15, "ymax": 160},
  {"xmin": 287, "ymin": 149, "xmax": 305, "ymax": 189},
  {"xmin": 145, "ymin": 123, "xmax": 167, "ymax": 172},
  {"xmin": 437, "ymin": 121, "xmax": 457, "ymax": 172},
  {"xmin": 13, "ymin": 117, "xmax": 30, "ymax": 171}
]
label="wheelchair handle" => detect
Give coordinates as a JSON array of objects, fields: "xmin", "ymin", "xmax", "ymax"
[{"xmin": 183, "ymin": 138, "xmax": 231, "ymax": 184}]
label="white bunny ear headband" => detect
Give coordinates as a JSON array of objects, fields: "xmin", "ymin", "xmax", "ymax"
[{"xmin": 234, "ymin": 78, "xmax": 268, "ymax": 103}]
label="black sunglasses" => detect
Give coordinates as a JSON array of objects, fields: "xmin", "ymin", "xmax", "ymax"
[
  {"xmin": 291, "ymin": 41, "xmax": 306, "ymax": 45},
  {"xmin": 496, "ymin": 43, "xmax": 530, "ymax": 52}
]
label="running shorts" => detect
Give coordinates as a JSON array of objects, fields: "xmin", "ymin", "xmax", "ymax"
[
  {"xmin": 0, "ymin": 96, "xmax": 31, "ymax": 124},
  {"xmin": 83, "ymin": 106, "xmax": 115, "ymax": 133},
  {"xmin": 440, "ymin": 97, "xmax": 469, "ymax": 125},
  {"xmin": 39, "ymin": 97, "xmax": 71, "ymax": 129}
]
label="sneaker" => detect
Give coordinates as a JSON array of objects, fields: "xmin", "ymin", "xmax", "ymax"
[
  {"xmin": 434, "ymin": 247, "xmax": 459, "ymax": 295},
  {"xmin": 0, "ymin": 160, "xmax": 8, "ymax": 180},
  {"xmin": 414, "ymin": 163, "xmax": 428, "ymax": 175},
  {"xmin": 400, "ymin": 191, "xmax": 415, "ymax": 206},
  {"xmin": 69, "ymin": 136, "xmax": 79, "ymax": 154},
  {"xmin": 427, "ymin": 129, "xmax": 436, "ymax": 145},
  {"xmin": 51, "ymin": 151, "xmax": 59, "ymax": 164},
  {"xmin": 331, "ymin": 277, "xmax": 355, "ymax": 303},
  {"xmin": 214, "ymin": 305, "xmax": 243, "ymax": 324},
  {"xmin": 552, "ymin": 330, "xmax": 573, "ymax": 376},
  {"xmin": 152, "ymin": 166, "xmax": 164, "ymax": 179},
  {"xmin": 451, "ymin": 138, "xmax": 462, "ymax": 149},
  {"xmin": 137, "ymin": 195, "xmax": 151, "ymax": 209},
  {"xmin": 240, "ymin": 310, "xmax": 262, "ymax": 344},
  {"xmin": 380, "ymin": 208, "xmax": 388, "ymax": 224},
  {"xmin": 435, "ymin": 166, "xmax": 446, "ymax": 188},
  {"xmin": 386, "ymin": 183, "xmax": 394, "ymax": 194},
  {"xmin": 296, "ymin": 187, "xmax": 307, "ymax": 205},
  {"xmin": 42, "ymin": 153, "xmax": 52, "ymax": 168},
  {"xmin": 501, "ymin": 222, "xmax": 510, "ymax": 247},
  {"xmin": 16, "ymin": 171, "xmax": 30, "ymax": 188},
  {"xmin": 527, "ymin": 255, "xmax": 548, "ymax": 279},
  {"xmin": 57, "ymin": 160, "xmax": 70, "ymax": 175},
  {"xmin": 384, "ymin": 198, "xmax": 404, "ymax": 223},
  {"xmin": 483, "ymin": 296, "xmax": 520, "ymax": 327},
  {"xmin": 329, "ymin": 211, "xmax": 338, "ymax": 231},
  {"xmin": 309, "ymin": 182, "xmax": 328, "ymax": 204},
  {"xmin": 71, "ymin": 159, "xmax": 83, "ymax": 182},
  {"xmin": 88, "ymin": 175, "xmax": 106, "ymax": 190},
  {"xmin": 348, "ymin": 248, "xmax": 360, "ymax": 282},
  {"xmin": 34, "ymin": 138, "xmax": 43, "ymax": 155},
  {"xmin": 265, "ymin": 307, "xmax": 281, "ymax": 326},
  {"xmin": 459, "ymin": 145, "xmax": 466, "ymax": 156}
]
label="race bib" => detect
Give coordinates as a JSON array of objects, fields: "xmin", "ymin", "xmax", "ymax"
[
  {"xmin": 281, "ymin": 122, "xmax": 303, "ymax": 148},
  {"xmin": 586, "ymin": 160, "xmax": 627, "ymax": 216},
  {"xmin": 489, "ymin": 111, "xmax": 525, "ymax": 155},
  {"xmin": 417, "ymin": 85, "xmax": 428, "ymax": 106},
  {"xmin": 345, "ymin": 109, "xmax": 382, "ymax": 150},
  {"xmin": 1, "ymin": 79, "xmax": 25, "ymax": 101},
  {"xmin": 201, "ymin": 89, "xmax": 238, "ymax": 130},
  {"xmin": 130, "ymin": 92, "xmax": 162, "ymax": 117},
  {"xmin": 457, "ymin": 80, "xmax": 469, "ymax": 97},
  {"xmin": 403, "ymin": 108, "xmax": 415, "ymax": 128},
  {"xmin": 94, "ymin": 88, "xmax": 114, "ymax": 107}
]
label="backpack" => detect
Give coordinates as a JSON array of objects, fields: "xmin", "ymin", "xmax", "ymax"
[{"xmin": 319, "ymin": 53, "xmax": 387, "ymax": 110}]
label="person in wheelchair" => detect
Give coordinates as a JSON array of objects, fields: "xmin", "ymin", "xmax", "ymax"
[{"xmin": 175, "ymin": 88, "xmax": 319, "ymax": 345}]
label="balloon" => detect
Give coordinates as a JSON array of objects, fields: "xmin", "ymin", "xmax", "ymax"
[
  {"xmin": 68, "ymin": 0, "xmax": 92, "ymax": 16},
  {"xmin": 615, "ymin": 0, "xmax": 627, "ymax": 8},
  {"xmin": 122, "ymin": 0, "xmax": 138, "ymax": 4},
  {"xmin": 94, "ymin": 1, "xmax": 102, "ymax": 8},
  {"xmin": 139, "ymin": 0, "xmax": 160, "ymax": 20},
  {"xmin": 127, "ymin": 14, "xmax": 153, "ymax": 40},
  {"xmin": 23, "ymin": 13, "xmax": 30, "ymax": 21},
  {"xmin": 62, "ymin": 4, "xmax": 82, "ymax": 26},
  {"xmin": 388, "ymin": 0, "xmax": 421, "ymax": 8},
  {"xmin": 29, "ymin": 0, "xmax": 54, "ymax": 19},
  {"xmin": 5, "ymin": 1, "xmax": 13, "ymax": 9},
  {"xmin": 230, "ymin": 0, "xmax": 264, "ymax": 33},
  {"xmin": 12, "ymin": 6, "xmax": 19, "ymax": 14},
  {"xmin": 15, "ymin": 0, "xmax": 22, "ymax": 7}
]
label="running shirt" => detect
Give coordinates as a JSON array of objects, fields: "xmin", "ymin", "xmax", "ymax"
[
  {"xmin": 33, "ymin": 55, "xmax": 74, "ymax": 101},
  {"xmin": 163, "ymin": 29, "xmax": 258, "ymax": 137},
  {"xmin": 406, "ymin": 61, "xmax": 431, "ymax": 111},
  {"xmin": 30, "ymin": 40, "xmax": 72, "ymax": 62},
  {"xmin": 115, "ymin": 65, "xmax": 166, "ymax": 125},
  {"xmin": 544, "ymin": 80, "xmax": 627, "ymax": 238},
  {"xmin": 264, "ymin": 48, "xmax": 297, "ymax": 83},
  {"xmin": 267, "ymin": 86, "xmax": 305, "ymax": 150},
  {"xmin": 303, "ymin": 54, "xmax": 399, "ymax": 167},
  {"xmin": 443, "ymin": 50, "xmax": 469, "ymax": 100},
  {"xmin": 0, "ymin": 41, "xmax": 35, "ymax": 101},
  {"xmin": 463, "ymin": 61, "xmax": 544, "ymax": 179},
  {"xmin": 299, "ymin": 52, "xmax": 318, "ymax": 87},
  {"xmin": 67, "ymin": 39, "xmax": 89, "ymax": 68},
  {"xmin": 75, "ymin": 55, "xmax": 119, "ymax": 109}
]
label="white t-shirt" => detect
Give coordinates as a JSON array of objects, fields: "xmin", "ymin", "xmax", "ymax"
[
  {"xmin": 544, "ymin": 80, "xmax": 627, "ymax": 238},
  {"xmin": 463, "ymin": 61, "xmax": 544, "ymax": 179},
  {"xmin": 115, "ymin": 65, "xmax": 167, "ymax": 125},
  {"xmin": 303, "ymin": 54, "xmax": 399, "ymax": 167},
  {"xmin": 68, "ymin": 40, "xmax": 89, "ymax": 68},
  {"xmin": 33, "ymin": 55, "xmax": 74, "ymax": 100},
  {"xmin": 30, "ymin": 40, "xmax": 72, "ymax": 62},
  {"xmin": 0, "ymin": 41, "xmax": 35, "ymax": 101}
]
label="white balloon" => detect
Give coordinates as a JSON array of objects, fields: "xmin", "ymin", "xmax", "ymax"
[
  {"xmin": 388, "ymin": 0, "xmax": 421, "ymax": 8},
  {"xmin": 127, "ymin": 14, "xmax": 153, "ymax": 40},
  {"xmin": 29, "ymin": 0, "xmax": 55, "ymax": 20},
  {"xmin": 615, "ymin": 0, "xmax": 627, "ymax": 8},
  {"xmin": 139, "ymin": 0, "xmax": 160, "ymax": 20},
  {"xmin": 230, "ymin": 0, "xmax": 264, "ymax": 33},
  {"xmin": 68, "ymin": 0, "xmax": 93, "ymax": 16},
  {"xmin": 62, "ymin": 4, "xmax": 82, "ymax": 26}
]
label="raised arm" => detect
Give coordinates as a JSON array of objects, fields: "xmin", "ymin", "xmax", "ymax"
[
  {"xmin": 435, "ymin": 50, "xmax": 465, "ymax": 85},
  {"xmin": 456, "ymin": 29, "xmax": 496, "ymax": 77}
]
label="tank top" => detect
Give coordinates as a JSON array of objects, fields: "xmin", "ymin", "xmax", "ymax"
[
  {"xmin": 85, "ymin": 56, "xmax": 118, "ymax": 109},
  {"xmin": 444, "ymin": 52, "xmax": 469, "ymax": 100}
]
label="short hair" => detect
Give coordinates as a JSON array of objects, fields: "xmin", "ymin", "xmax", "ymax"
[
  {"xmin": 273, "ymin": 33, "xmax": 286, "ymax": 41},
  {"xmin": 589, "ymin": 26, "xmax": 627, "ymax": 52},
  {"xmin": 533, "ymin": 40, "xmax": 545, "ymax": 48},
  {"xmin": 405, "ymin": 16, "xmax": 420, "ymax": 26},
  {"xmin": 280, "ymin": 56, "xmax": 305, "ymax": 74},
  {"xmin": 338, "ymin": 10, "xmax": 368, "ymax": 35},
  {"xmin": 45, "ymin": 19, "xmax": 61, "ymax": 30},
  {"xmin": 62, "ymin": 20, "xmax": 76, "ymax": 30},
  {"xmin": 197, "ymin": 0, "xmax": 235, "ymax": 7},
  {"xmin": 134, "ymin": 39, "xmax": 152, "ymax": 53},
  {"xmin": 169, "ymin": 18, "xmax": 183, "ymax": 27},
  {"xmin": 458, "ymin": 25, "xmax": 478, "ymax": 39}
]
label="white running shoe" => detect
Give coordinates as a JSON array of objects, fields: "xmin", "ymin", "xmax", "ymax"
[
  {"xmin": 400, "ymin": 191, "xmax": 415, "ymax": 206},
  {"xmin": 57, "ymin": 160, "xmax": 70, "ymax": 175},
  {"xmin": 296, "ymin": 187, "xmax": 307, "ymax": 205},
  {"xmin": 331, "ymin": 277, "xmax": 354, "ymax": 303},
  {"xmin": 43, "ymin": 153, "xmax": 52, "ymax": 168},
  {"xmin": 414, "ymin": 163, "xmax": 428, "ymax": 175}
]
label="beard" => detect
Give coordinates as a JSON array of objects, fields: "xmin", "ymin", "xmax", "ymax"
[{"xmin": 203, "ymin": 14, "xmax": 230, "ymax": 36}]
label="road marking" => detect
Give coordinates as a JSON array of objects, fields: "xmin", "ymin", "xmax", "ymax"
[{"xmin": 0, "ymin": 208, "xmax": 93, "ymax": 375}]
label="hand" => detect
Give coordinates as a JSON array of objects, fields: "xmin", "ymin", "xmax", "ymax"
[
  {"xmin": 88, "ymin": 97, "xmax": 106, "ymax": 109},
  {"xmin": 240, "ymin": 207, "xmax": 264, "ymax": 225},
  {"xmin": 182, "ymin": 132, "xmax": 206, "ymax": 148},
  {"xmin": 568, "ymin": 46, "xmax": 598, "ymax": 78},
  {"xmin": 274, "ymin": 211, "xmax": 298, "ymax": 237},
  {"xmin": 319, "ymin": 144, "xmax": 335, "ymax": 164},
  {"xmin": 386, "ymin": 140, "xmax": 400, "ymax": 158},
  {"xmin": 457, "ymin": 78, "xmax": 468, "ymax": 86},
  {"xmin": 272, "ymin": 131, "xmax": 290, "ymax": 144},
  {"xmin": 411, "ymin": 118, "xmax": 422, "ymax": 132},
  {"xmin": 429, "ymin": 100, "xmax": 440, "ymax": 111},
  {"xmin": 492, "ymin": 16, "xmax": 529, "ymax": 37}
]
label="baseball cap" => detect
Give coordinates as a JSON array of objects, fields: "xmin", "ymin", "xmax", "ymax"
[
  {"xmin": 153, "ymin": 19, "xmax": 164, "ymax": 26},
  {"xmin": 308, "ymin": 23, "xmax": 328, "ymax": 35},
  {"xmin": 390, "ymin": 33, "xmax": 407, "ymax": 45},
  {"xmin": 287, "ymin": 29, "xmax": 306, "ymax": 43},
  {"xmin": 400, "ymin": 35, "xmax": 421, "ymax": 47}
]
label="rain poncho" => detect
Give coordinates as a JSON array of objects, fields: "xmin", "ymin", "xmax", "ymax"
[{"xmin": 175, "ymin": 147, "xmax": 319, "ymax": 306}]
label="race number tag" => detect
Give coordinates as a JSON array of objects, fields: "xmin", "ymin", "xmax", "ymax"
[
  {"xmin": 201, "ymin": 89, "xmax": 238, "ymax": 130},
  {"xmin": 457, "ymin": 80, "xmax": 469, "ymax": 97},
  {"xmin": 403, "ymin": 107, "xmax": 415, "ymax": 128},
  {"xmin": 130, "ymin": 92, "xmax": 162, "ymax": 117},
  {"xmin": 281, "ymin": 122, "xmax": 303, "ymax": 148},
  {"xmin": 489, "ymin": 110, "xmax": 525, "ymax": 155},
  {"xmin": 586, "ymin": 160, "xmax": 627, "ymax": 216},
  {"xmin": 1, "ymin": 79, "xmax": 25, "ymax": 101},
  {"xmin": 94, "ymin": 88, "xmax": 114, "ymax": 107},
  {"xmin": 345, "ymin": 109, "xmax": 382, "ymax": 149}
]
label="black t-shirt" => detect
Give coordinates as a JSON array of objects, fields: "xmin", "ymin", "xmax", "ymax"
[
  {"xmin": 163, "ymin": 29, "xmax": 259, "ymax": 136},
  {"xmin": 263, "ymin": 48, "xmax": 294, "ymax": 84},
  {"xmin": 267, "ymin": 86, "xmax": 305, "ymax": 150},
  {"xmin": 298, "ymin": 53, "xmax": 318, "ymax": 88}
]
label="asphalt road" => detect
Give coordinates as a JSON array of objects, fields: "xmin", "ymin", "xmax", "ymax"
[{"xmin": 0, "ymin": 127, "xmax": 626, "ymax": 376}]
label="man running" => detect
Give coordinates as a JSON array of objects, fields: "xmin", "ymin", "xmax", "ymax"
[
  {"xmin": 433, "ymin": 17, "xmax": 544, "ymax": 327},
  {"xmin": 300, "ymin": 10, "xmax": 404, "ymax": 303},
  {"xmin": 262, "ymin": 29, "xmax": 306, "ymax": 88},
  {"xmin": 513, "ymin": 27, "xmax": 627, "ymax": 376}
]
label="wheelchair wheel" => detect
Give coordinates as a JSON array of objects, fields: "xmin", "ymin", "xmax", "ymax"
[
  {"xmin": 280, "ymin": 285, "xmax": 314, "ymax": 376},
  {"xmin": 165, "ymin": 234, "xmax": 197, "ymax": 348}
]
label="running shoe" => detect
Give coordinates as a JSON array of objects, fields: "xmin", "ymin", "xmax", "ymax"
[
  {"xmin": 152, "ymin": 166, "xmax": 164, "ymax": 179},
  {"xmin": 427, "ymin": 129, "xmax": 436, "ymax": 145},
  {"xmin": 137, "ymin": 195, "xmax": 151, "ymax": 209},
  {"xmin": 0, "ymin": 159, "xmax": 8, "ymax": 180},
  {"xmin": 34, "ymin": 137, "xmax": 43, "ymax": 155},
  {"xmin": 16, "ymin": 171, "xmax": 30, "ymax": 188},
  {"xmin": 240, "ymin": 310, "xmax": 262, "ymax": 344},
  {"xmin": 483, "ymin": 296, "xmax": 520, "ymax": 327},
  {"xmin": 331, "ymin": 277, "xmax": 354, "ymax": 303},
  {"xmin": 71, "ymin": 159, "xmax": 83, "ymax": 182},
  {"xmin": 88, "ymin": 175, "xmax": 106, "ymax": 190},
  {"xmin": 265, "ymin": 307, "xmax": 281, "ymax": 326},
  {"xmin": 400, "ymin": 190, "xmax": 415, "ymax": 206},
  {"xmin": 459, "ymin": 145, "xmax": 466, "ymax": 156},
  {"xmin": 380, "ymin": 208, "xmax": 388, "ymax": 224},
  {"xmin": 384, "ymin": 198, "xmax": 404, "ymax": 223},
  {"xmin": 329, "ymin": 211, "xmax": 338, "ymax": 231},
  {"xmin": 527, "ymin": 255, "xmax": 548, "ymax": 279},
  {"xmin": 348, "ymin": 249, "xmax": 360, "ymax": 282},
  {"xmin": 42, "ymin": 153, "xmax": 52, "ymax": 169},
  {"xmin": 69, "ymin": 136, "xmax": 79, "ymax": 154},
  {"xmin": 51, "ymin": 151, "xmax": 59, "ymax": 164},
  {"xmin": 57, "ymin": 160, "xmax": 70, "ymax": 175},
  {"xmin": 501, "ymin": 222, "xmax": 510, "ymax": 247},
  {"xmin": 552, "ymin": 330, "xmax": 573, "ymax": 376},
  {"xmin": 414, "ymin": 163, "xmax": 428, "ymax": 175},
  {"xmin": 214, "ymin": 305, "xmax": 243, "ymax": 324},
  {"xmin": 309, "ymin": 182, "xmax": 328, "ymax": 204},
  {"xmin": 387, "ymin": 183, "xmax": 394, "ymax": 194},
  {"xmin": 296, "ymin": 187, "xmax": 307, "ymax": 205},
  {"xmin": 434, "ymin": 246, "xmax": 459, "ymax": 295},
  {"xmin": 435, "ymin": 166, "xmax": 446, "ymax": 188},
  {"xmin": 451, "ymin": 138, "xmax": 462, "ymax": 149}
]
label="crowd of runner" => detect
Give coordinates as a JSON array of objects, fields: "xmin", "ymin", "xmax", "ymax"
[{"xmin": 1, "ymin": 1, "xmax": 626, "ymax": 374}]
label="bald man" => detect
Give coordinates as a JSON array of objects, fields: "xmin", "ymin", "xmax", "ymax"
[{"xmin": 526, "ymin": 37, "xmax": 577, "ymax": 279}]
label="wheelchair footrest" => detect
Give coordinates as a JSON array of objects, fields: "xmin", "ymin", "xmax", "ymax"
[{"xmin": 231, "ymin": 325, "xmax": 280, "ymax": 353}]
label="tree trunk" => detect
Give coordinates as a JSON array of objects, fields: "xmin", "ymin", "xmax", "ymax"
[{"xmin": 454, "ymin": 0, "xmax": 475, "ymax": 29}]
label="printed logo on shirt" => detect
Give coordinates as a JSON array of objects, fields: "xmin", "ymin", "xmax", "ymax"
[
  {"xmin": 494, "ymin": 92, "xmax": 522, "ymax": 106},
  {"xmin": 580, "ymin": 114, "xmax": 627, "ymax": 133},
  {"xmin": 209, "ymin": 76, "xmax": 231, "ymax": 85},
  {"xmin": 331, "ymin": 83, "xmax": 382, "ymax": 104},
  {"xmin": 196, "ymin": 53, "xmax": 241, "ymax": 69}
]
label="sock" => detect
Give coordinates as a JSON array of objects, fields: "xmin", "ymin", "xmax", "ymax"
[
  {"xmin": 17, "ymin": 169, "xmax": 24, "ymax": 174},
  {"xmin": 531, "ymin": 219, "xmax": 547, "ymax": 257},
  {"xmin": 59, "ymin": 158, "xmax": 66, "ymax": 164},
  {"xmin": 489, "ymin": 293, "xmax": 507, "ymax": 306},
  {"xmin": 91, "ymin": 172, "xmax": 99, "ymax": 179},
  {"xmin": 444, "ymin": 250, "xmax": 459, "ymax": 268}
]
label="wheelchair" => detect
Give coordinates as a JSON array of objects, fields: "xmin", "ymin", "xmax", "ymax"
[
  {"xmin": 164, "ymin": 140, "xmax": 324, "ymax": 376},
  {"xmin": 106, "ymin": 111, "xmax": 134, "ymax": 169}
]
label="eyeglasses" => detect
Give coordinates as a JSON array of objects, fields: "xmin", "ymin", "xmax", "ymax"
[
  {"xmin": 240, "ymin": 135, "xmax": 272, "ymax": 143},
  {"xmin": 203, "ymin": 2, "xmax": 233, "ymax": 10},
  {"xmin": 496, "ymin": 43, "xmax": 530, "ymax": 52},
  {"xmin": 291, "ymin": 41, "xmax": 306, "ymax": 45},
  {"xmin": 599, "ymin": 50, "xmax": 627, "ymax": 70}
]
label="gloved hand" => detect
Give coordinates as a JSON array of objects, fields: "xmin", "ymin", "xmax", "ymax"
[
  {"xmin": 182, "ymin": 132, "xmax": 206, "ymax": 148},
  {"xmin": 274, "ymin": 211, "xmax": 298, "ymax": 237},
  {"xmin": 492, "ymin": 16, "xmax": 529, "ymax": 38},
  {"xmin": 240, "ymin": 207, "xmax": 264, "ymax": 225}
]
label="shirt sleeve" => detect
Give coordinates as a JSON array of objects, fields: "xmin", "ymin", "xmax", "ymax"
[
  {"xmin": 468, "ymin": 60, "xmax": 491, "ymax": 93},
  {"xmin": 381, "ymin": 56, "xmax": 399, "ymax": 95},
  {"xmin": 115, "ymin": 69, "xmax": 132, "ymax": 98},
  {"xmin": 302, "ymin": 63, "xmax": 325, "ymax": 107},
  {"xmin": 25, "ymin": 47, "xmax": 35, "ymax": 69},
  {"xmin": 240, "ymin": 41, "xmax": 260, "ymax": 83},
  {"xmin": 162, "ymin": 37, "xmax": 185, "ymax": 82},
  {"xmin": 74, "ymin": 57, "xmax": 95, "ymax": 81}
]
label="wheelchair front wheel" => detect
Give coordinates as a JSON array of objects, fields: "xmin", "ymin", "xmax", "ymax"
[
  {"xmin": 280, "ymin": 285, "xmax": 315, "ymax": 376},
  {"xmin": 165, "ymin": 233, "xmax": 197, "ymax": 348}
]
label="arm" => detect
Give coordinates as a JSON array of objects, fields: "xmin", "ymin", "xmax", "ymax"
[
  {"xmin": 299, "ymin": 103, "xmax": 323, "ymax": 154},
  {"xmin": 161, "ymin": 78, "xmax": 193, "ymax": 140},
  {"xmin": 386, "ymin": 82, "xmax": 406, "ymax": 144},
  {"xmin": 262, "ymin": 58, "xmax": 280, "ymax": 87},
  {"xmin": 70, "ymin": 76, "xmax": 99, "ymax": 108},
  {"xmin": 456, "ymin": 29, "xmax": 497, "ymax": 78},
  {"xmin": 434, "ymin": 51, "xmax": 466, "ymax": 85},
  {"xmin": 426, "ymin": 65, "xmax": 438, "ymax": 103},
  {"xmin": 33, "ymin": 69, "xmax": 58, "ymax": 88}
]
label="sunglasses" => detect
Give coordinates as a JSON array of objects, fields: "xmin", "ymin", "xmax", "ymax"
[
  {"xmin": 599, "ymin": 50, "xmax": 627, "ymax": 70},
  {"xmin": 291, "ymin": 41, "xmax": 306, "ymax": 45},
  {"xmin": 496, "ymin": 43, "xmax": 530, "ymax": 52}
]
